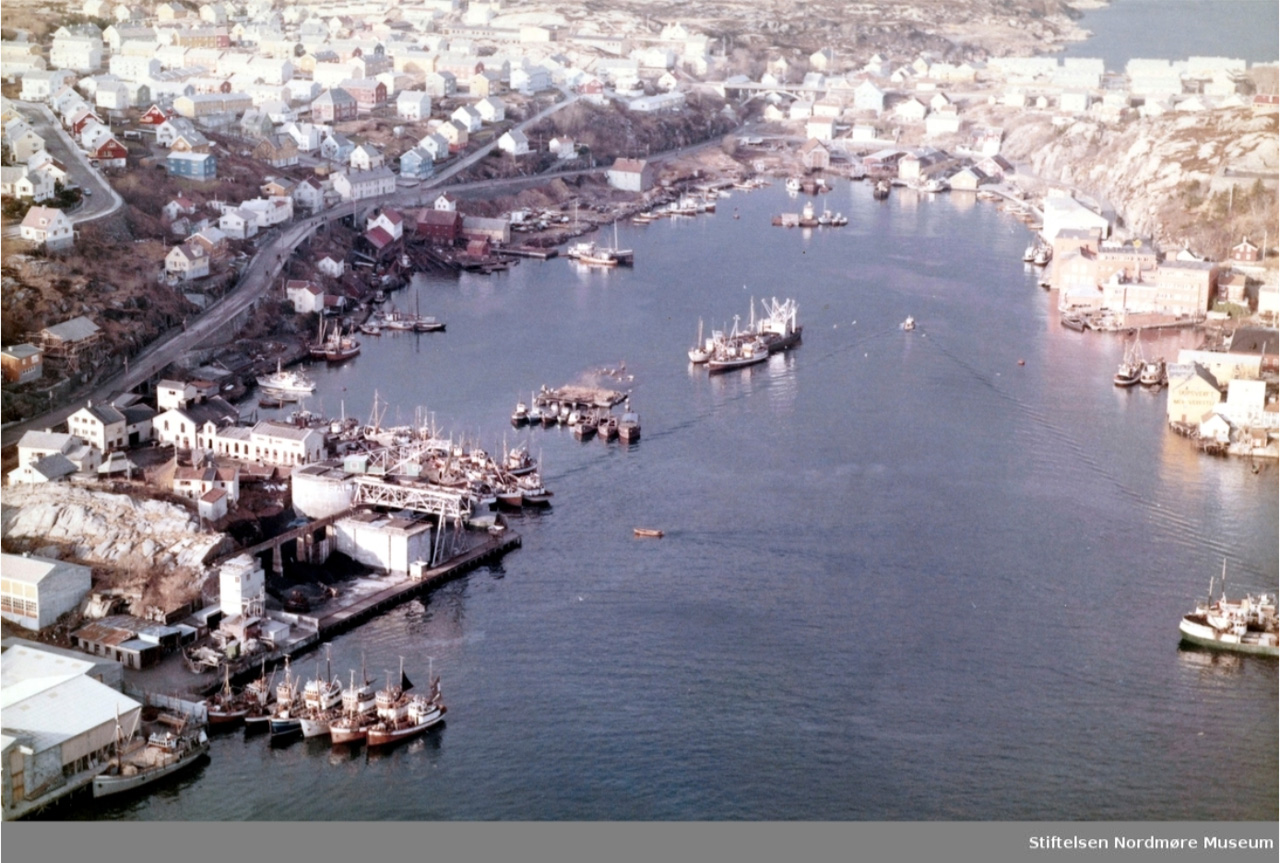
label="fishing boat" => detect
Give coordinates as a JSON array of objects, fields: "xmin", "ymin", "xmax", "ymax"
[
  {"xmin": 799, "ymin": 200, "xmax": 818, "ymax": 227},
  {"xmin": 519, "ymin": 473, "xmax": 554, "ymax": 506},
  {"xmin": 242, "ymin": 660, "xmax": 276, "ymax": 731},
  {"xmin": 754, "ymin": 297, "xmax": 803, "ymax": 354},
  {"xmin": 573, "ymin": 413, "xmax": 597, "ymax": 440},
  {"xmin": 1023, "ymin": 244, "xmax": 1038, "ymax": 263},
  {"xmin": 708, "ymin": 336, "xmax": 769, "ymax": 373},
  {"xmin": 922, "ymin": 177, "xmax": 949, "ymax": 193},
  {"xmin": 1033, "ymin": 246, "xmax": 1052, "ymax": 266},
  {"xmin": 785, "ymin": 177, "xmax": 802, "ymax": 192},
  {"xmin": 384, "ymin": 308, "xmax": 416, "ymax": 331},
  {"xmin": 618, "ymin": 406, "xmax": 641, "ymax": 442},
  {"xmin": 1060, "ymin": 313, "xmax": 1087, "ymax": 332},
  {"xmin": 93, "ymin": 710, "xmax": 209, "ymax": 799},
  {"xmin": 205, "ymin": 664, "xmax": 252, "ymax": 727},
  {"xmin": 510, "ymin": 400, "xmax": 529, "ymax": 428},
  {"xmin": 504, "ymin": 444, "xmax": 537, "ymax": 476},
  {"xmin": 829, "ymin": 212, "xmax": 848, "ymax": 226},
  {"xmin": 633, "ymin": 528, "xmax": 664, "ymax": 538},
  {"xmin": 598, "ymin": 413, "xmax": 619, "ymax": 441},
  {"xmin": 256, "ymin": 359, "xmax": 316, "ymax": 396},
  {"xmin": 299, "ymin": 648, "xmax": 343, "ymax": 739},
  {"xmin": 414, "ymin": 316, "xmax": 446, "ymax": 332},
  {"xmin": 1179, "ymin": 561, "xmax": 1278, "ymax": 657},
  {"xmin": 269, "ymin": 657, "xmax": 305, "ymax": 738},
  {"xmin": 901, "ymin": 316, "xmax": 916, "ymax": 331},
  {"xmin": 688, "ymin": 319, "xmax": 713, "ymax": 363},
  {"xmin": 330, "ymin": 664, "xmax": 379, "ymax": 745},
  {"xmin": 358, "ymin": 320, "xmax": 382, "ymax": 336},
  {"xmin": 1113, "ymin": 337, "xmax": 1144, "ymax": 387},
  {"xmin": 872, "ymin": 179, "xmax": 891, "ymax": 200},
  {"xmin": 495, "ymin": 482, "xmax": 525, "ymax": 510},
  {"xmin": 367, "ymin": 677, "xmax": 446, "ymax": 749},
  {"xmin": 323, "ymin": 331, "xmax": 361, "ymax": 363},
  {"xmin": 1140, "ymin": 358, "xmax": 1167, "ymax": 388}
]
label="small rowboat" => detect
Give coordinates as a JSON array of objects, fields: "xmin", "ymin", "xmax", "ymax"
[{"xmin": 633, "ymin": 528, "xmax": 664, "ymax": 538}]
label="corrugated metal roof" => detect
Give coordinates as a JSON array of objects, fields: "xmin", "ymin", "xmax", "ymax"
[
  {"xmin": 42, "ymin": 316, "xmax": 101, "ymax": 343},
  {"xmin": 0, "ymin": 552, "xmax": 89, "ymax": 585},
  {"xmin": 1, "ymin": 674, "xmax": 140, "ymax": 754}
]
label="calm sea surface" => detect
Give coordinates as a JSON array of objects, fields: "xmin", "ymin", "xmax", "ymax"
[
  {"xmin": 81, "ymin": 181, "xmax": 1277, "ymax": 820},
  {"xmin": 1063, "ymin": 0, "xmax": 1279, "ymax": 69}
]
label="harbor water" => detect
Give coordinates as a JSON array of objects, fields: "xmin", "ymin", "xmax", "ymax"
[{"xmin": 79, "ymin": 180, "xmax": 1277, "ymax": 820}]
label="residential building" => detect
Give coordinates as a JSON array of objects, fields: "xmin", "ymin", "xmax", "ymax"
[
  {"xmin": 286, "ymin": 280, "xmax": 325, "ymax": 313},
  {"xmin": 396, "ymin": 90, "xmax": 431, "ymax": 121},
  {"xmin": 1, "ymin": 344, "xmax": 43, "ymax": 384},
  {"xmin": 349, "ymin": 143, "xmax": 384, "ymax": 171},
  {"xmin": 476, "ymin": 96, "xmax": 505, "ymax": 123},
  {"xmin": 398, "ymin": 146, "xmax": 435, "ymax": 179},
  {"xmin": 66, "ymin": 401, "xmax": 127, "ymax": 452},
  {"xmin": 166, "ymin": 151, "xmax": 217, "ymax": 181},
  {"xmin": 165, "ymin": 242, "xmax": 210, "ymax": 280},
  {"xmin": 332, "ymin": 166, "xmax": 396, "ymax": 202},
  {"xmin": 218, "ymin": 207, "xmax": 258, "ymax": 239},
  {"xmin": 312, "ymin": 87, "xmax": 357, "ymax": 122},
  {"xmin": 19, "ymin": 207, "xmax": 74, "ymax": 250},
  {"xmin": 497, "ymin": 129, "xmax": 529, "ymax": 156},
  {"xmin": 798, "ymin": 139, "xmax": 830, "ymax": 171}
]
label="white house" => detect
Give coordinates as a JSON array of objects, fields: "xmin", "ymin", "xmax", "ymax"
[
  {"xmin": 475, "ymin": 96, "xmax": 505, "ymax": 123},
  {"xmin": 497, "ymin": 129, "xmax": 530, "ymax": 155},
  {"xmin": 349, "ymin": 143, "xmax": 385, "ymax": 171},
  {"xmin": 66, "ymin": 401, "xmax": 127, "ymax": 452},
  {"xmin": 548, "ymin": 136, "xmax": 575, "ymax": 159},
  {"xmin": 450, "ymin": 105, "xmax": 482, "ymax": 133},
  {"xmin": 218, "ymin": 207, "xmax": 259, "ymax": 240},
  {"xmin": 396, "ymin": 90, "xmax": 431, "ymax": 121},
  {"xmin": 165, "ymin": 242, "xmax": 211, "ymax": 281},
  {"xmin": 19, "ymin": 207, "xmax": 74, "ymax": 250},
  {"xmin": 332, "ymin": 166, "xmax": 396, "ymax": 202},
  {"xmin": 286, "ymin": 279, "xmax": 325, "ymax": 313}
]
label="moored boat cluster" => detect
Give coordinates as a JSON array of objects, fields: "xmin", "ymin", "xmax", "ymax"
[{"xmin": 688, "ymin": 296, "xmax": 803, "ymax": 373}]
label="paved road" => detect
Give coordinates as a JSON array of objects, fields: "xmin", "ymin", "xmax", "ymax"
[{"xmin": 14, "ymin": 101, "xmax": 124, "ymax": 225}]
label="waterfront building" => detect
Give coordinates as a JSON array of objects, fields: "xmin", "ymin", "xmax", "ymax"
[
  {"xmin": 1041, "ymin": 193, "xmax": 1112, "ymax": 241},
  {"xmin": 1166, "ymin": 363, "xmax": 1223, "ymax": 425},
  {"xmin": 607, "ymin": 158, "xmax": 654, "ymax": 193},
  {"xmin": 286, "ymin": 279, "xmax": 325, "ymax": 313},
  {"xmin": 1, "ymin": 641, "xmax": 141, "ymax": 820},
  {"xmin": 0, "ymin": 553, "xmax": 93, "ymax": 631}
]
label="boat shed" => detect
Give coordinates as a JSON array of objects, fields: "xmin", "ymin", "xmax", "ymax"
[
  {"xmin": 0, "ymin": 553, "xmax": 92, "ymax": 632},
  {"xmin": 1, "ymin": 641, "xmax": 141, "ymax": 820},
  {"xmin": 461, "ymin": 216, "xmax": 510, "ymax": 245},
  {"xmin": 70, "ymin": 618, "xmax": 164, "ymax": 669}
]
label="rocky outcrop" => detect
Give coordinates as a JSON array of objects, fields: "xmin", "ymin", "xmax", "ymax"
[
  {"xmin": 1001, "ymin": 109, "xmax": 1278, "ymax": 256},
  {"xmin": 1, "ymin": 484, "xmax": 232, "ymax": 572}
]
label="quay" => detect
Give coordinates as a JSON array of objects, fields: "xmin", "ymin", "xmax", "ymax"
[{"xmin": 505, "ymin": 246, "xmax": 560, "ymax": 260}]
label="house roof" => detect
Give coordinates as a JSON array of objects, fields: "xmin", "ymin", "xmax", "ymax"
[
  {"xmin": 611, "ymin": 158, "xmax": 649, "ymax": 173},
  {"xmin": 30, "ymin": 452, "xmax": 78, "ymax": 480},
  {"xmin": 365, "ymin": 226, "xmax": 394, "ymax": 249},
  {"xmin": 42, "ymin": 316, "xmax": 100, "ymax": 342},
  {"xmin": 2, "ymin": 344, "xmax": 41, "ymax": 360},
  {"xmin": 78, "ymin": 402, "xmax": 126, "ymax": 425},
  {"xmin": 20, "ymin": 207, "xmax": 69, "ymax": 230}
]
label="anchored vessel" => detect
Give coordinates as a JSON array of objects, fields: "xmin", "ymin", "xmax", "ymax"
[
  {"xmin": 93, "ymin": 711, "xmax": 209, "ymax": 799},
  {"xmin": 366, "ymin": 661, "xmax": 446, "ymax": 748},
  {"xmin": 1179, "ymin": 563, "xmax": 1279, "ymax": 656},
  {"xmin": 256, "ymin": 359, "xmax": 316, "ymax": 396}
]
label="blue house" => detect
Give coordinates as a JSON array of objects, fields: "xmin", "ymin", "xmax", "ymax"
[
  {"xmin": 166, "ymin": 151, "xmax": 217, "ymax": 181},
  {"xmin": 398, "ymin": 146, "xmax": 435, "ymax": 180}
]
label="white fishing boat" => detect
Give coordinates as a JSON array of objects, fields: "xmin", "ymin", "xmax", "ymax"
[
  {"xmin": 901, "ymin": 316, "xmax": 916, "ymax": 331},
  {"xmin": 256, "ymin": 359, "xmax": 316, "ymax": 395},
  {"xmin": 688, "ymin": 318, "xmax": 713, "ymax": 363},
  {"xmin": 1179, "ymin": 561, "xmax": 1279, "ymax": 657},
  {"xmin": 299, "ymin": 647, "xmax": 343, "ymax": 739}
]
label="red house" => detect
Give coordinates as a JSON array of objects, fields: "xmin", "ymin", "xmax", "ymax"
[
  {"xmin": 69, "ymin": 108, "xmax": 104, "ymax": 137},
  {"xmin": 1231, "ymin": 237, "xmax": 1260, "ymax": 263},
  {"xmin": 91, "ymin": 137, "xmax": 129, "ymax": 169},
  {"xmin": 416, "ymin": 209, "xmax": 461, "ymax": 245},
  {"xmin": 140, "ymin": 104, "xmax": 169, "ymax": 125}
]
